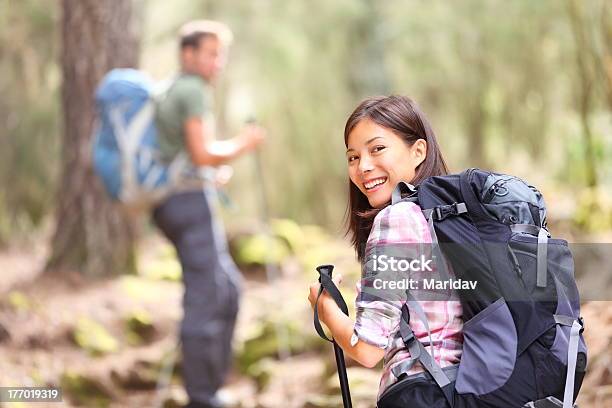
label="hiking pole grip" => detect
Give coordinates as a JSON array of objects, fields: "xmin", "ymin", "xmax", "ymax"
[{"xmin": 314, "ymin": 264, "xmax": 352, "ymax": 408}]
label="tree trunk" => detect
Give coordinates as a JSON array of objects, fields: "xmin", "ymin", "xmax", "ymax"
[{"xmin": 46, "ymin": 0, "xmax": 139, "ymax": 277}]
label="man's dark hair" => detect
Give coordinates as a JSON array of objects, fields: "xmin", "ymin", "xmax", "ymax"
[
  {"xmin": 180, "ymin": 31, "xmax": 215, "ymax": 49},
  {"xmin": 179, "ymin": 20, "xmax": 233, "ymax": 50}
]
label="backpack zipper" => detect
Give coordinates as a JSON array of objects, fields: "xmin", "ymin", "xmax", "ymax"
[
  {"xmin": 483, "ymin": 177, "xmax": 514, "ymax": 203},
  {"xmin": 508, "ymin": 246, "xmax": 522, "ymax": 278}
]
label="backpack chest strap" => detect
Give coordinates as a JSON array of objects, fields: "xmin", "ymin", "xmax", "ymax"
[{"xmin": 422, "ymin": 202, "xmax": 468, "ymax": 222}]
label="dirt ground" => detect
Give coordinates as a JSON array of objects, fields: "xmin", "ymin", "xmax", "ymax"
[
  {"xmin": 0, "ymin": 234, "xmax": 610, "ymax": 408},
  {"xmin": 0, "ymin": 235, "xmax": 377, "ymax": 408}
]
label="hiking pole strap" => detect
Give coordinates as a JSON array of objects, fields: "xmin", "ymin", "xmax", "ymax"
[
  {"xmin": 313, "ymin": 285, "xmax": 333, "ymax": 342},
  {"xmin": 314, "ymin": 265, "xmax": 349, "ymax": 342}
]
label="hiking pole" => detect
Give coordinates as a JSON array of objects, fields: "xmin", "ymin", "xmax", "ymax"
[
  {"xmin": 248, "ymin": 118, "xmax": 291, "ymax": 361},
  {"xmin": 153, "ymin": 340, "xmax": 180, "ymax": 408},
  {"xmin": 314, "ymin": 264, "xmax": 352, "ymax": 408}
]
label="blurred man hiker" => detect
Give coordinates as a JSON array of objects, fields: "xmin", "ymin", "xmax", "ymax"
[{"xmin": 152, "ymin": 20, "xmax": 265, "ymax": 408}]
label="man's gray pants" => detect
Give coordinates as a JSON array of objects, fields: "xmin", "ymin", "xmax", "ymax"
[{"xmin": 153, "ymin": 189, "xmax": 242, "ymax": 406}]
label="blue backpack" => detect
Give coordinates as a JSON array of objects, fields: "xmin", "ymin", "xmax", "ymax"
[{"xmin": 92, "ymin": 69, "xmax": 198, "ymax": 210}]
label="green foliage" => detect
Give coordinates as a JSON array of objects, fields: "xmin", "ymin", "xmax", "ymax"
[
  {"xmin": 236, "ymin": 316, "xmax": 320, "ymax": 375},
  {"xmin": 139, "ymin": 244, "xmax": 182, "ymax": 282},
  {"xmin": 141, "ymin": 258, "xmax": 182, "ymax": 281},
  {"xmin": 245, "ymin": 357, "xmax": 276, "ymax": 391},
  {"xmin": 573, "ymin": 188, "xmax": 612, "ymax": 233},
  {"xmin": 0, "ymin": 0, "xmax": 60, "ymax": 240},
  {"xmin": 2, "ymin": 0, "xmax": 610, "ymax": 239},
  {"xmin": 119, "ymin": 275, "xmax": 174, "ymax": 301},
  {"xmin": 232, "ymin": 233, "xmax": 291, "ymax": 267},
  {"xmin": 270, "ymin": 218, "xmax": 305, "ymax": 252}
]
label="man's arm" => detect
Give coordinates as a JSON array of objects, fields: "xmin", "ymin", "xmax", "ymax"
[{"xmin": 184, "ymin": 117, "xmax": 264, "ymax": 167}]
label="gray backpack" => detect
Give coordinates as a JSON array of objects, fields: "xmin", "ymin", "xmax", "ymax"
[{"xmin": 377, "ymin": 169, "xmax": 587, "ymax": 408}]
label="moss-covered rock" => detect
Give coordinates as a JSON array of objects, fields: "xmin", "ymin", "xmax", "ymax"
[
  {"xmin": 119, "ymin": 275, "xmax": 172, "ymax": 301},
  {"xmin": 110, "ymin": 359, "xmax": 159, "ymax": 390},
  {"xmin": 141, "ymin": 257, "xmax": 182, "ymax": 282},
  {"xmin": 124, "ymin": 309, "xmax": 156, "ymax": 345},
  {"xmin": 61, "ymin": 370, "xmax": 114, "ymax": 407},
  {"xmin": 236, "ymin": 316, "xmax": 321, "ymax": 374},
  {"xmin": 245, "ymin": 357, "xmax": 276, "ymax": 391},
  {"xmin": 271, "ymin": 218, "xmax": 305, "ymax": 253},
  {"xmin": 232, "ymin": 234, "xmax": 290, "ymax": 267},
  {"xmin": 71, "ymin": 317, "xmax": 119, "ymax": 357},
  {"xmin": 137, "ymin": 241, "xmax": 182, "ymax": 281},
  {"xmin": 7, "ymin": 291, "xmax": 30, "ymax": 312}
]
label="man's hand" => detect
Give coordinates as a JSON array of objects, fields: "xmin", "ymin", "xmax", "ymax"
[
  {"xmin": 214, "ymin": 165, "xmax": 233, "ymax": 187},
  {"xmin": 185, "ymin": 118, "xmax": 266, "ymax": 166},
  {"xmin": 238, "ymin": 123, "xmax": 266, "ymax": 151}
]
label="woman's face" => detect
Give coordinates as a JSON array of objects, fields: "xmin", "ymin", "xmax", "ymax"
[{"xmin": 346, "ymin": 119, "xmax": 426, "ymax": 209}]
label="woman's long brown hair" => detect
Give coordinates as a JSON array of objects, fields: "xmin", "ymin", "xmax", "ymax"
[{"xmin": 344, "ymin": 95, "xmax": 449, "ymax": 261}]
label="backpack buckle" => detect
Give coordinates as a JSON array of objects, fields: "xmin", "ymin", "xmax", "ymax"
[
  {"xmin": 434, "ymin": 203, "xmax": 458, "ymax": 221},
  {"xmin": 401, "ymin": 330, "xmax": 416, "ymax": 347},
  {"xmin": 578, "ymin": 316, "xmax": 585, "ymax": 334}
]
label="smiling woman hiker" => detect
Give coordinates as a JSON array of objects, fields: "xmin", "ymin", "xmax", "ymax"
[
  {"xmin": 309, "ymin": 95, "xmax": 464, "ymax": 407},
  {"xmin": 307, "ymin": 95, "xmax": 587, "ymax": 408}
]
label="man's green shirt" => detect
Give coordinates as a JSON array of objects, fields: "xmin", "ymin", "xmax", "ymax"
[{"xmin": 155, "ymin": 74, "xmax": 213, "ymax": 162}]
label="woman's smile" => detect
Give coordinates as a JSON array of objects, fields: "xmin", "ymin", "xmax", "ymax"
[{"xmin": 363, "ymin": 176, "xmax": 388, "ymax": 192}]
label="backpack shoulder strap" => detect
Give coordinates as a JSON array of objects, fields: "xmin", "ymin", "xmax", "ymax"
[
  {"xmin": 391, "ymin": 182, "xmax": 418, "ymax": 205},
  {"xmin": 397, "ymin": 301, "xmax": 455, "ymax": 406}
]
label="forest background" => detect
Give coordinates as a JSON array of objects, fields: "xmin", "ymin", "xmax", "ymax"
[{"xmin": 0, "ymin": 0, "xmax": 610, "ymax": 407}]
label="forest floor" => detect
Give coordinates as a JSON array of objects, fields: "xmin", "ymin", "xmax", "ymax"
[
  {"xmin": 0, "ymin": 230, "xmax": 610, "ymax": 408},
  {"xmin": 0, "ymin": 232, "xmax": 379, "ymax": 408}
]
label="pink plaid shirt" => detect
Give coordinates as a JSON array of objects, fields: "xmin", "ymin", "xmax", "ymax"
[{"xmin": 351, "ymin": 201, "xmax": 464, "ymax": 398}]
